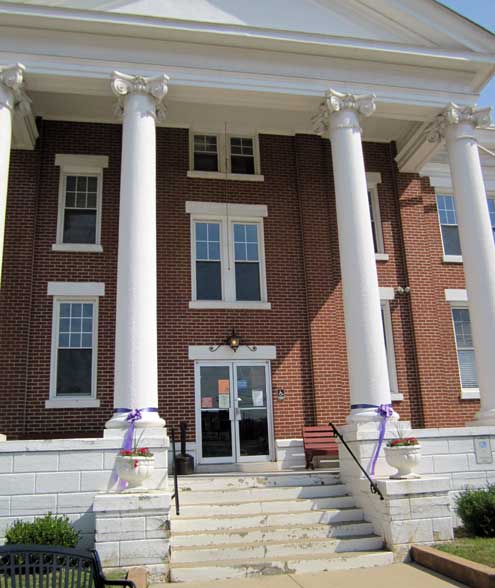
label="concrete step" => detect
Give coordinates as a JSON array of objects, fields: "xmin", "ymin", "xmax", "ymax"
[
  {"xmin": 171, "ymin": 507, "xmax": 365, "ymax": 533},
  {"xmin": 179, "ymin": 482, "xmax": 348, "ymax": 504},
  {"xmin": 178, "ymin": 472, "xmax": 340, "ymax": 492},
  {"xmin": 171, "ymin": 535, "xmax": 384, "ymax": 563},
  {"xmin": 169, "ymin": 550, "xmax": 394, "ymax": 582},
  {"xmin": 175, "ymin": 495, "xmax": 355, "ymax": 518},
  {"xmin": 171, "ymin": 521, "xmax": 376, "ymax": 548}
]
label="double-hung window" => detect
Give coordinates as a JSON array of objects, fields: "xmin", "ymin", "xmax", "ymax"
[
  {"xmin": 187, "ymin": 202, "xmax": 270, "ymax": 309},
  {"xmin": 366, "ymin": 172, "xmax": 388, "ymax": 261},
  {"xmin": 436, "ymin": 194, "xmax": 495, "ymax": 261},
  {"xmin": 452, "ymin": 306, "xmax": 478, "ymax": 395},
  {"xmin": 53, "ymin": 154, "xmax": 108, "ymax": 253},
  {"xmin": 379, "ymin": 288, "xmax": 401, "ymax": 400},
  {"xmin": 47, "ymin": 282, "xmax": 104, "ymax": 408},
  {"xmin": 188, "ymin": 133, "xmax": 262, "ymax": 180}
]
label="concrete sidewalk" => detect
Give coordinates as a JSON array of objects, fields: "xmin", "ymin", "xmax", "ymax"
[{"xmin": 152, "ymin": 563, "xmax": 466, "ymax": 588}]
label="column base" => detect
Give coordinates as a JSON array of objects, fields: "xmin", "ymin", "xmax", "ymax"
[
  {"xmin": 105, "ymin": 410, "xmax": 166, "ymax": 431},
  {"xmin": 467, "ymin": 409, "xmax": 495, "ymax": 427},
  {"xmin": 346, "ymin": 405, "xmax": 399, "ymax": 425}
]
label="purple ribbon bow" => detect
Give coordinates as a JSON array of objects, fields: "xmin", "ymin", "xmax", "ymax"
[{"xmin": 368, "ymin": 403, "xmax": 393, "ymax": 478}]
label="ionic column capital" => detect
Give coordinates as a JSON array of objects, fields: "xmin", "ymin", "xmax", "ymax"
[
  {"xmin": 111, "ymin": 71, "xmax": 169, "ymax": 122},
  {"xmin": 0, "ymin": 63, "xmax": 31, "ymax": 115},
  {"xmin": 313, "ymin": 89, "xmax": 376, "ymax": 135},
  {"xmin": 426, "ymin": 102, "xmax": 492, "ymax": 143}
]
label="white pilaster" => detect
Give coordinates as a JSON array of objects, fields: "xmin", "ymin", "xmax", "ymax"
[
  {"xmin": 106, "ymin": 72, "xmax": 169, "ymax": 430},
  {"xmin": 314, "ymin": 90, "xmax": 397, "ymax": 424},
  {"xmin": 0, "ymin": 63, "xmax": 30, "ymax": 286},
  {"xmin": 428, "ymin": 103, "xmax": 495, "ymax": 426}
]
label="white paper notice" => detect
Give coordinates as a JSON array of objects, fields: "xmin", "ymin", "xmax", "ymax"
[
  {"xmin": 218, "ymin": 394, "xmax": 230, "ymax": 409},
  {"xmin": 252, "ymin": 389, "xmax": 264, "ymax": 407}
]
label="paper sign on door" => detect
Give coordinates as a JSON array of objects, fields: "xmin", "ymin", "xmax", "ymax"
[
  {"xmin": 201, "ymin": 396, "xmax": 213, "ymax": 408},
  {"xmin": 218, "ymin": 379, "xmax": 230, "ymax": 394},
  {"xmin": 252, "ymin": 389, "xmax": 264, "ymax": 407},
  {"xmin": 218, "ymin": 394, "xmax": 230, "ymax": 409}
]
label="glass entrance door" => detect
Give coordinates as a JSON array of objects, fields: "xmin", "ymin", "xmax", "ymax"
[{"xmin": 195, "ymin": 361, "xmax": 273, "ymax": 464}]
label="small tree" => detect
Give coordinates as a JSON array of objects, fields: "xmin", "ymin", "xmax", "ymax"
[
  {"xmin": 456, "ymin": 485, "xmax": 495, "ymax": 537},
  {"xmin": 5, "ymin": 513, "xmax": 80, "ymax": 547}
]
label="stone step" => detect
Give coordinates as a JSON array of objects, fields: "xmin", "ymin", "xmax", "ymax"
[
  {"xmin": 178, "ymin": 472, "xmax": 340, "ymax": 492},
  {"xmin": 170, "ymin": 535, "xmax": 384, "ymax": 563},
  {"xmin": 175, "ymin": 495, "xmax": 355, "ymax": 518},
  {"xmin": 169, "ymin": 550, "xmax": 394, "ymax": 582},
  {"xmin": 179, "ymin": 482, "xmax": 348, "ymax": 504},
  {"xmin": 171, "ymin": 507, "xmax": 365, "ymax": 533},
  {"xmin": 171, "ymin": 521, "xmax": 376, "ymax": 548}
]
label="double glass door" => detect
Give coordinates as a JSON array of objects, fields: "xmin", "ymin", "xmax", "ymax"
[{"xmin": 195, "ymin": 361, "xmax": 274, "ymax": 463}]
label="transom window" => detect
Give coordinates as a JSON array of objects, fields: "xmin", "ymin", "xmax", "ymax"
[
  {"xmin": 53, "ymin": 299, "xmax": 97, "ymax": 398},
  {"xmin": 452, "ymin": 307, "xmax": 478, "ymax": 390},
  {"xmin": 436, "ymin": 194, "xmax": 495, "ymax": 258},
  {"xmin": 187, "ymin": 202, "xmax": 269, "ymax": 309},
  {"xmin": 54, "ymin": 154, "xmax": 108, "ymax": 252},
  {"xmin": 190, "ymin": 133, "xmax": 261, "ymax": 177}
]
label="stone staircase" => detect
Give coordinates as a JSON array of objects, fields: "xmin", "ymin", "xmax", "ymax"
[{"xmin": 168, "ymin": 471, "xmax": 392, "ymax": 582}]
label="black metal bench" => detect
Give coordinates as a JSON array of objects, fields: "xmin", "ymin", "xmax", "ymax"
[{"xmin": 0, "ymin": 545, "xmax": 136, "ymax": 588}]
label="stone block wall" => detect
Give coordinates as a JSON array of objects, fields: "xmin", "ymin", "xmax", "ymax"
[{"xmin": 0, "ymin": 433, "xmax": 169, "ymax": 548}]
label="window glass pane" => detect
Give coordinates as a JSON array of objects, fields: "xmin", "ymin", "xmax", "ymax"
[
  {"xmin": 83, "ymin": 304, "xmax": 93, "ymax": 318},
  {"xmin": 369, "ymin": 191, "xmax": 378, "ymax": 253},
  {"xmin": 71, "ymin": 304, "xmax": 82, "ymax": 317},
  {"xmin": 65, "ymin": 193, "xmax": 76, "ymax": 208},
  {"xmin": 234, "ymin": 223, "xmax": 258, "ymax": 262},
  {"xmin": 66, "ymin": 176, "xmax": 76, "ymax": 191},
  {"xmin": 194, "ymin": 152, "xmax": 218, "ymax": 171},
  {"xmin": 82, "ymin": 318, "xmax": 92, "ymax": 333},
  {"xmin": 246, "ymin": 243, "xmax": 259, "ymax": 261},
  {"xmin": 231, "ymin": 155, "xmax": 255, "ymax": 175},
  {"xmin": 246, "ymin": 225, "xmax": 258, "ymax": 243},
  {"xmin": 437, "ymin": 195, "xmax": 457, "ymax": 226},
  {"xmin": 81, "ymin": 334, "xmax": 93, "ymax": 348},
  {"xmin": 63, "ymin": 210, "xmax": 97, "ymax": 244},
  {"xmin": 195, "ymin": 222, "xmax": 220, "ymax": 261},
  {"xmin": 60, "ymin": 318, "xmax": 70, "ymax": 332},
  {"xmin": 60, "ymin": 303, "xmax": 71, "ymax": 317},
  {"xmin": 193, "ymin": 135, "xmax": 218, "ymax": 171},
  {"xmin": 208, "ymin": 242, "xmax": 220, "ymax": 260},
  {"xmin": 453, "ymin": 308, "xmax": 473, "ymax": 347},
  {"xmin": 234, "ymin": 224, "xmax": 245, "ymax": 242},
  {"xmin": 70, "ymin": 333, "xmax": 81, "ymax": 347},
  {"xmin": 196, "ymin": 241, "xmax": 208, "ymax": 260},
  {"xmin": 452, "ymin": 308, "xmax": 478, "ymax": 389},
  {"xmin": 235, "ymin": 242, "xmax": 246, "ymax": 261},
  {"xmin": 86, "ymin": 194, "xmax": 97, "ymax": 209},
  {"xmin": 208, "ymin": 223, "xmax": 220, "ymax": 242},
  {"xmin": 76, "ymin": 176, "xmax": 87, "ymax": 191},
  {"xmin": 488, "ymin": 199, "xmax": 495, "ymax": 229},
  {"xmin": 235, "ymin": 262, "xmax": 261, "ymax": 301},
  {"xmin": 458, "ymin": 350, "xmax": 478, "ymax": 389},
  {"xmin": 71, "ymin": 318, "xmax": 81, "ymax": 332},
  {"xmin": 87, "ymin": 177, "xmax": 98, "ymax": 192},
  {"xmin": 59, "ymin": 333, "xmax": 70, "ymax": 347},
  {"xmin": 196, "ymin": 261, "xmax": 222, "ymax": 300},
  {"xmin": 441, "ymin": 225, "xmax": 461, "ymax": 256},
  {"xmin": 57, "ymin": 349, "xmax": 92, "ymax": 396},
  {"xmin": 196, "ymin": 223, "xmax": 207, "ymax": 241}
]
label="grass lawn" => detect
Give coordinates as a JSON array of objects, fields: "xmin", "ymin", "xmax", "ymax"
[{"xmin": 436, "ymin": 536, "xmax": 495, "ymax": 568}]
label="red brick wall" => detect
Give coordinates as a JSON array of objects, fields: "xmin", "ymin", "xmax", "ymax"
[{"xmin": 0, "ymin": 120, "xmax": 478, "ymax": 439}]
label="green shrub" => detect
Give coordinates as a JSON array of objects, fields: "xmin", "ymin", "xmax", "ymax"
[
  {"xmin": 5, "ymin": 513, "xmax": 80, "ymax": 547},
  {"xmin": 456, "ymin": 485, "xmax": 495, "ymax": 538}
]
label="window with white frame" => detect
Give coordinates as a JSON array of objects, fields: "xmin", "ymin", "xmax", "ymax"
[
  {"xmin": 53, "ymin": 154, "xmax": 108, "ymax": 252},
  {"xmin": 47, "ymin": 282, "xmax": 103, "ymax": 408},
  {"xmin": 451, "ymin": 306, "xmax": 478, "ymax": 392},
  {"xmin": 189, "ymin": 133, "xmax": 262, "ymax": 179},
  {"xmin": 366, "ymin": 172, "xmax": 386, "ymax": 258},
  {"xmin": 187, "ymin": 202, "xmax": 269, "ymax": 309},
  {"xmin": 380, "ymin": 295, "xmax": 401, "ymax": 400},
  {"xmin": 436, "ymin": 194, "xmax": 495, "ymax": 258}
]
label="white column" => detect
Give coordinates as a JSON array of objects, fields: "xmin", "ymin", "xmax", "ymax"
[
  {"xmin": 314, "ymin": 90, "xmax": 397, "ymax": 424},
  {"xmin": 428, "ymin": 103, "xmax": 495, "ymax": 425},
  {"xmin": 0, "ymin": 63, "xmax": 29, "ymax": 286},
  {"xmin": 106, "ymin": 72, "xmax": 169, "ymax": 429}
]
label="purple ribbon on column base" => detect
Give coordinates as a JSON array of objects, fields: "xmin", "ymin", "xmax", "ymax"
[
  {"xmin": 111, "ymin": 407, "xmax": 158, "ymax": 490},
  {"xmin": 367, "ymin": 403, "xmax": 393, "ymax": 478}
]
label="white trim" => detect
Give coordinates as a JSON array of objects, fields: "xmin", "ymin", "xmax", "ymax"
[
  {"xmin": 49, "ymin": 296, "xmax": 99, "ymax": 404},
  {"xmin": 47, "ymin": 282, "xmax": 105, "ymax": 297},
  {"xmin": 186, "ymin": 201, "xmax": 268, "ymax": 218},
  {"xmin": 375, "ymin": 253, "xmax": 390, "ymax": 262},
  {"xmin": 445, "ymin": 289, "xmax": 468, "ymax": 303},
  {"xmin": 366, "ymin": 174, "xmax": 385, "ymax": 256},
  {"xmin": 380, "ymin": 300, "xmax": 401, "ymax": 400},
  {"xmin": 45, "ymin": 398, "xmax": 101, "ymax": 409},
  {"xmin": 187, "ymin": 170, "xmax": 265, "ymax": 182},
  {"xmin": 51, "ymin": 243, "xmax": 103, "ymax": 253},
  {"xmin": 461, "ymin": 388, "xmax": 480, "ymax": 400},
  {"xmin": 366, "ymin": 172, "xmax": 382, "ymax": 188},
  {"xmin": 189, "ymin": 345, "xmax": 277, "ymax": 361},
  {"xmin": 443, "ymin": 254, "xmax": 463, "ymax": 264},
  {"xmin": 379, "ymin": 287, "xmax": 395, "ymax": 300},
  {"xmin": 189, "ymin": 301, "xmax": 271, "ymax": 310},
  {"xmin": 55, "ymin": 154, "xmax": 109, "ymax": 171}
]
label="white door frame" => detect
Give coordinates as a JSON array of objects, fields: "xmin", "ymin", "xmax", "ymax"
[{"xmin": 194, "ymin": 359, "xmax": 275, "ymax": 465}]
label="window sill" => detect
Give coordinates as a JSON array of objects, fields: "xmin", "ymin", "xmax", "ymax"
[
  {"xmin": 443, "ymin": 254, "xmax": 463, "ymax": 264},
  {"xmin": 45, "ymin": 398, "xmax": 101, "ymax": 409},
  {"xmin": 375, "ymin": 253, "xmax": 389, "ymax": 262},
  {"xmin": 391, "ymin": 393, "xmax": 404, "ymax": 402},
  {"xmin": 461, "ymin": 388, "xmax": 480, "ymax": 400},
  {"xmin": 189, "ymin": 300, "xmax": 271, "ymax": 310},
  {"xmin": 187, "ymin": 170, "xmax": 264, "ymax": 182},
  {"xmin": 52, "ymin": 244, "xmax": 103, "ymax": 253}
]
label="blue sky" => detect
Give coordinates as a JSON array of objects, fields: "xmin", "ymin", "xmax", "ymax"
[{"xmin": 438, "ymin": 1, "xmax": 495, "ymax": 109}]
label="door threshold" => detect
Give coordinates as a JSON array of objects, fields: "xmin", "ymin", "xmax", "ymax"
[{"xmin": 196, "ymin": 462, "xmax": 278, "ymax": 474}]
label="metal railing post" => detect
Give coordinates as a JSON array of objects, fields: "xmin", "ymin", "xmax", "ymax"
[{"xmin": 171, "ymin": 428, "xmax": 180, "ymax": 515}]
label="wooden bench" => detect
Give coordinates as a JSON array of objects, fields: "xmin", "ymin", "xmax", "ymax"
[
  {"xmin": 302, "ymin": 425, "xmax": 339, "ymax": 470},
  {"xmin": 0, "ymin": 545, "xmax": 136, "ymax": 588}
]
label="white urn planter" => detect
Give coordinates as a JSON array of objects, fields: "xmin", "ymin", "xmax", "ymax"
[
  {"xmin": 115, "ymin": 455, "xmax": 155, "ymax": 491},
  {"xmin": 384, "ymin": 444, "xmax": 422, "ymax": 479}
]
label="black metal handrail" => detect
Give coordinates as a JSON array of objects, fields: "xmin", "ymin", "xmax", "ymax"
[
  {"xmin": 171, "ymin": 428, "xmax": 180, "ymax": 515},
  {"xmin": 329, "ymin": 422, "xmax": 384, "ymax": 501}
]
